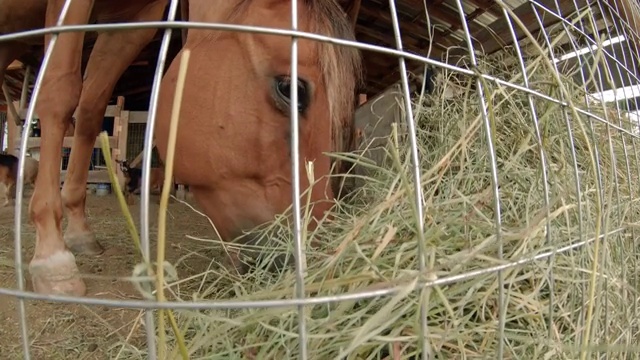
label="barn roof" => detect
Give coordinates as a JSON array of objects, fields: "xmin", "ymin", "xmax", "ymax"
[{"xmin": 1, "ymin": 0, "xmax": 625, "ymax": 112}]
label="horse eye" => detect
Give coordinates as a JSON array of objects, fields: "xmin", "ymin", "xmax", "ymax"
[{"xmin": 273, "ymin": 75, "xmax": 311, "ymax": 115}]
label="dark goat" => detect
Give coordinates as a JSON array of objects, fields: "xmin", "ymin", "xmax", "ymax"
[
  {"xmin": 0, "ymin": 153, "xmax": 19, "ymax": 183},
  {"xmin": 117, "ymin": 160, "xmax": 143, "ymax": 195},
  {"xmin": 116, "ymin": 159, "xmax": 165, "ymax": 197}
]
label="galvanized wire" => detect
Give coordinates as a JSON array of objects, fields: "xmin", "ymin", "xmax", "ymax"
[
  {"xmin": 2, "ymin": 1, "xmax": 640, "ymax": 359},
  {"xmin": 453, "ymin": 2, "xmax": 506, "ymax": 357},
  {"xmin": 601, "ymin": 0, "xmax": 640, "ymax": 337},
  {"xmin": 139, "ymin": 0, "xmax": 181, "ymax": 356},
  {"xmin": 13, "ymin": 2, "xmax": 77, "ymax": 359},
  {"xmin": 501, "ymin": 1, "xmax": 555, "ymax": 347},
  {"xmin": 288, "ymin": 1, "xmax": 309, "ymax": 359},
  {"xmin": 386, "ymin": 0, "xmax": 429, "ymax": 357}
]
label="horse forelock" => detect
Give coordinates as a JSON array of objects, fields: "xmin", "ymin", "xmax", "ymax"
[{"xmin": 308, "ymin": 0, "xmax": 363, "ymax": 156}]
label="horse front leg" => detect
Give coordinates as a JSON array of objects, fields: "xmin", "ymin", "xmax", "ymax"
[
  {"xmin": 28, "ymin": 0, "xmax": 94, "ymax": 296},
  {"xmin": 60, "ymin": 0, "xmax": 168, "ymax": 253}
]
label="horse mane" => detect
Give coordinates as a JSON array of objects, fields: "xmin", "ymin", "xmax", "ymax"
[
  {"xmin": 306, "ymin": 0, "xmax": 363, "ymax": 198},
  {"xmin": 306, "ymin": 0, "xmax": 364, "ymax": 155}
]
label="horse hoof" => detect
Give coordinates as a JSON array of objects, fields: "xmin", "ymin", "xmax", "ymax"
[
  {"xmin": 29, "ymin": 251, "xmax": 87, "ymax": 296},
  {"xmin": 64, "ymin": 232, "xmax": 104, "ymax": 255}
]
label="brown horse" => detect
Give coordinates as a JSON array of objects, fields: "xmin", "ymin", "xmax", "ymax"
[{"xmin": 0, "ymin": 0, "xmax": 362, "ymax": 297}]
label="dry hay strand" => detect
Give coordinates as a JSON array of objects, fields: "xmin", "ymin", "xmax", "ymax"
[{"xmin": 113, "ymin": 41, "xmax": 640, "ymax": 360}]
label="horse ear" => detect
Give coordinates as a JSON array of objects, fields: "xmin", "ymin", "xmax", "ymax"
[{"xmin": 337, "ymin": 0, "xmax": 361, "ymax": 29}]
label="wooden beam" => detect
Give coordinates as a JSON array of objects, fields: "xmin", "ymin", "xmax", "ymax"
[
  {"xmin": 6, "ymin": 101, "xmax": 20, "ymax": 154},
  {"xmin": 129, "ymin": 111, "xmax": 150, "ymax": 124},
  {"xmin": 27, "ymin": 135, "xmax": 118, "ymax": 150},
  {"xmin": 7, "ymin": 60, "xmax": 23, "ymax": 71},
  {"xmin": 465, "ymin": 0, "xmax": 504, "ymax": 18},
  {"xmin": 358, "ymin": 93, "xmax": 368, "ymax": 105},
  {"xmin": 18, "ymin": 103, "xmax": 123, "ymax": 120},
  {"xmin": 406, "ymin": 0, "xmax": 485, "ymax": 36},
  {"xmin": 120, "ymin": 85, "xmax": 152, "ymax": 96},
  {"xmin": 60, "ymin": 170, "xmax": 111, "ymax": 184},
  {"xmin": 447, "ymin": 0, "xmax": 591, "ymax": 61},
  {"xmin": 386, "ymin": 0, "xmax": 592, "ymax": 89},
  {"xmin": 359, "ymin": 5, "xmax": 457, "ymax": 49}
]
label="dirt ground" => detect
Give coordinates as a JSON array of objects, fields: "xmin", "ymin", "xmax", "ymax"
[{"xmin": 0, "ymin": 189, "xmax": 222, "ymax": 359}]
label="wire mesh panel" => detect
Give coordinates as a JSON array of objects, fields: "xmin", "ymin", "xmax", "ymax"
[
  {"xmin": 1, "ymin": 0, "xmax": 640, "ymax": 359},
  {"xmin": 127, "ymin": 122, "xmax": 163, "ymax": 167}
]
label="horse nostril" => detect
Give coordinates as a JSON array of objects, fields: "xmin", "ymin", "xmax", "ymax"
[{"xmin": 273, "ymin": 75, "xmax": 311, "ymax": 115}]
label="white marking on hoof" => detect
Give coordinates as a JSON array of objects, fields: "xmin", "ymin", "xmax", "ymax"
[{"xmin": 29, "ymin": 250, "xmax": 87, "ymax": 296}]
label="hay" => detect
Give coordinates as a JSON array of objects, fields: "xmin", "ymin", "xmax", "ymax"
[{"xmin": 115, "ymin": 43, "xmax": 640, "ymax": 359}]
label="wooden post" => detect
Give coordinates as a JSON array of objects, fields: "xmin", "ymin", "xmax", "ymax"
[
  {"xmin": 6, "ymin": 100, "xmax": 21, "ymax": 155},
  {"xmin": 1, "ymin": 82, "xmax": 20, "ymax": 126},
  {"xmin": 117, "ymin": 110, "xmax": 129, "ymax": 187},
  {"xmin": 0, "ymin": 115, "xmax": 5, "ymax": 151},
  {"xmin": 358, "ymin": 93, "xmax": 367, "ymax": 105},
  {"xmin": 112, "ymin": 96, "xmax": 127, "ymax": 187},
  {"xmin": 20, "ymin": 66, "xmax": 30, "ymax": 109},
  {"xmin": 176, "ymin": 184, "xmax": 186, "ymax": 200}
]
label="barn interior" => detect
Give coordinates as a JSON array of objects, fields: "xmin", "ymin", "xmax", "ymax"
[{"xmin": 1, "ymin": 0, "xmax": 639, "ymax": 130}]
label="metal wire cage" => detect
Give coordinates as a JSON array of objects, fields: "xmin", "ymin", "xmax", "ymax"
[{"xmin": 1, "ymin": 0, "xmax": 640, "ymax": 359}]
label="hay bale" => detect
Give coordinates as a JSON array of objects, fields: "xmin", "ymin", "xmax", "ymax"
[{"xmin": 133, "ymin": 51, "xmax": 640, "ymax": 359}]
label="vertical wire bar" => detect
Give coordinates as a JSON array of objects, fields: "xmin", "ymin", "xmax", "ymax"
[
  {"xmin": 602, "ymin": 0, "xmax": 640, "ymax": 342},
  {"xmin": 13, "ymin": 1, "xmax": 77, "ymax": 358},
  {"xmin": 532, "ymin": 2, "xmax": 606, "ymax": 353},
  {"xmin": 454, "ymin": 1, "xmax": 505, "ymax": 357},
  {"xmin": 584, "ymin": 11, "xmax": 614, "ymax": 358},
  {"xmin": 559, "ymin": 0, "xmax": 611, "ymax": 349},
  {"xmin": 501, "ymin": 4, "xmax": 554, "ymax": 345},
  {"xmin": 565, "ymin": 0, "xmax": 596, "ymax": 343},
  {"xmin": 581, "ymin": 5, "xmax": 628, "ymax": 354},
  {"xmin": 289, "ymin": 1, "xmax": 307, "ymax": 359},
  {"xmin": 566, "ymin": 4, "xmax": 616, "ymax": 350},
  {"xmin": 546, "ymin": 2, "xmax": 577, "ymax": 346},
  {"xmin": 386, "ymin": 1, "xmax": 429, "ymax": 358},
  {"xmin": 617, "ymin": 23, "xmax": 640, "ymax": 347},
  {"xmin": 598, "ymin": 2, "xmax": 640, "ymax": 348},
  {"xmin": 140, "ymin": 0, "xmax": 181, "ymax": 358},
  {"xmin": 533, "ymin": 1, "xmax": 591, "ymax": 347},
  {"xmin": 602, "ymin": 25, "xmax": 636, "ymax": 359},
  {"xmin": 598, "ymin": 2, "xmax": 640, "ymax": 334}
]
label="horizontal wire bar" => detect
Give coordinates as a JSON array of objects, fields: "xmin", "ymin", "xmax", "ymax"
[{"xmin": 0, "ymin": 227, "xmax": 624, "ymax": 310}]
